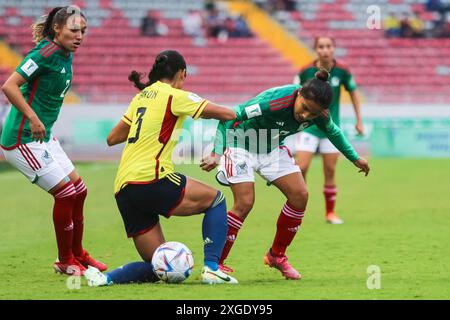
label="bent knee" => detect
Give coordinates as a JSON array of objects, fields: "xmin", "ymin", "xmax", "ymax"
[
  {"xmin": 196, "ymin": 188, "xmax": 220, "ymax": 212},
  {"xmin": 210, "ymin": 191, "xmax": 226, "ymax": 208},
  {"xmin": 233, "ymin": 197, "xmax": 254, "ymax": 218},
  {"xmin": 287, "ymin": 188, "xmax": 308, "ymax": 210}
]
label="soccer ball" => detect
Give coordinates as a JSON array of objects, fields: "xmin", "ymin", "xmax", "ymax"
[{"xmin": 151, "ymin": 241, "xmax": 194, "ymax": 283}]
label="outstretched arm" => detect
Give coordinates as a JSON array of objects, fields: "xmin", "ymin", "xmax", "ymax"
[
  {"xmin": 200, "ymin": 101, "xmax": 274, "ymax": 171},
  {"xmin": 314, "ymin": 114, "xmax": 370, "ymax": 176},
  {"xmin": 349, "ymin": 90, "xmax": 364, "ymax": 135},
  {"xmin": 201, "ymin": 86, "xmax": 300, "ymax": 171},
  {"xmin": 200, "ymin": 103, "xmax": 236, "ymax": 121},
  {"xmin": 200, "ymin": 120, "xmax": 233, "ymax": 172}
]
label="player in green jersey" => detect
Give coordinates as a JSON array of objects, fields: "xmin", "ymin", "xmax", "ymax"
[
  {"xmin": 0, "ymin": 6, "xmax": 106, "ymax": 276},
  {"xmin": 285, "ymin": 36, "xmax": 365, "ymax": 224},
  {"xmin": 201, "ymin": 70, "xmax": 369, "ymax": 279}
]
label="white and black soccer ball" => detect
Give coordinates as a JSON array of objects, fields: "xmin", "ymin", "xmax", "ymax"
[{"xmin": 151, "ymin": 242, "xmax": 194, "ymax": 283}]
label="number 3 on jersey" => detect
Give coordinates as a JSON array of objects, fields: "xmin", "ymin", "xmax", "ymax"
[{"xmin": 128, "ymin": 107, "xmax": 147, "ymax": 143}]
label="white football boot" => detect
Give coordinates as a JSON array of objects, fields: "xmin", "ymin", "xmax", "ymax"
[
  {"xmin": 201, "ymin": 266, "xmax": 238, "ymax": 284},
  {"xmin": 84, "ymin": 266, "xmax": 112, "ymax": 287}
]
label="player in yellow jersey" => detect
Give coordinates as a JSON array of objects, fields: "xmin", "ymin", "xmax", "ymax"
[{"xmin": 84, "ymin": 50, "xmax": 239, "ymax": 286}]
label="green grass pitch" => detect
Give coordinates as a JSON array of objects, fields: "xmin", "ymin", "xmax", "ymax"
[{"xmin": 0, "ymin": 158, "xmax": 449, "ymax": 300}]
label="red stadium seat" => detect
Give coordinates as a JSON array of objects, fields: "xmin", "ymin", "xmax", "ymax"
[
  {"xmin": 289, "ymin": 0, "xmax": 450, "ymax": 103},
  {"xmin": 1, "ymin": 0, "xmax": 450, "ymax": 104}
]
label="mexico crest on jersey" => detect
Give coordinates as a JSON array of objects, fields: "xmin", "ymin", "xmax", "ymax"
[
  {"xmin": 41, "ymin": 150, "xmax": 54, "ymax": 165},
  {"xmin": 236, "ymin": 161, "xmax": 249, "ymax": 175},
  {"xmin": 331, "ymin": 76, "xmax": 340, "ymax": 87}
]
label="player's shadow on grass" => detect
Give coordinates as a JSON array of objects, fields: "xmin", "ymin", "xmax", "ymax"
[
  {"xmin": 0, "ymin": 162, "xmax": 15, "ymax": 173},
  {"xmin": 176, "ymin": 278, "xmax": 289, "ymax": 286}
]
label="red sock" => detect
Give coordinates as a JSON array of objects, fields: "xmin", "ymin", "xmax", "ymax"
[
  {"xmin": 53, "ymin": 182, "xmax": 77, "ymax": 263},
  {"xmin": 271, "ymin": 202, "xmax": 304, "ymax": 256},
  {"xmin": 219, "ymin": 212, "xmax": 243, "ymax": 264},
  {"xmin": 323, "ymin": 185, "xmax": 337, "ymax": 215},
  {"xmin": 72, "ymin": 178, "xmax": 87, "ymax": 257}
]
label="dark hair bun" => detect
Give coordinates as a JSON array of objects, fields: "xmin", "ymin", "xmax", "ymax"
[
  {"xmin": 155, "ymin": 54, "xmax": 168, "ymax": 64},
  {"xmin": 128, "ymin": 70, "xmax": 148, "ymax": 90},
  {"xmin": 128, "ymin": 70, "xmax": 142, "ymax": 82},
  {"xmin": 315, "ymin": 69, "xmax": 330, "ymax": 82}
]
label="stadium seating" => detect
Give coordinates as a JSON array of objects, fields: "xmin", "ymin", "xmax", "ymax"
[
  {"xmin": 0, "ymin": 0, "xmax": 295, "ymax": 105},
  {"xmin": 0, "ymin": 66, "xmax": 10, "ymax": 93},
  {"xmin": 285, "ymin": 0, "xmax": 450, "ymax": 103},
  {"xmin": 1, "ymin": 0, "xmax": 449, "ymax": 105}
]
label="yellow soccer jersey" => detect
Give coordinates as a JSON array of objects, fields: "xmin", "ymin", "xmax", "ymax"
[{"xmin": 114, "ymin": 81, "xmax": 208, "ymax": 193}]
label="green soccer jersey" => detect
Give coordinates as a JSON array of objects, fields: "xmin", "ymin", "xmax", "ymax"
[
  {"xmin": 1, "ymin": 38, "xmax": 73, "ymax": 148},
  {"xmin": 295, "ymin": 59, "xmax": 357, "ymax": 138},
  {"xmin": 212, "ymin": 84, "xmax": 359, "ymax": 162}
]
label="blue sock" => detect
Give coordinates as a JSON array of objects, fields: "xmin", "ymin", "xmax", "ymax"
[
  {"xmin": 106, "ymin": 261, "xmax": 159, "ymax": 284},
  {"xmin": 202, "ymin": 191, "xmax": 228, "ymax": 271}
]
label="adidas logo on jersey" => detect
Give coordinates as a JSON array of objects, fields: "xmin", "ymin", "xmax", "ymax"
[
  {"xmin": 61, "ymin": 67, "xmax": 66, "ymax": 74},
  {"xmin": 276, "ymin": 121, "xmax": 285, "ymax": 126}
]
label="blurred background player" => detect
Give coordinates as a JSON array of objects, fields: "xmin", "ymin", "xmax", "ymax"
[
  {"xmin": 201, "ymin": 70, "xmax": 370, "ymax": 279},
  {"xmin": 140, "ymin": 10, "xmax": 169, "ymax": 37},
  {"xmin": 85, "ymin": 50, "xmax": 239, "ymax": 286},
  {"xmin": 285, "ymin": 36, "xmax": 364, "ymax": 225},
  {"xmin": 0, "ymin": 6, "xmax": 106, "ymax": 275}
]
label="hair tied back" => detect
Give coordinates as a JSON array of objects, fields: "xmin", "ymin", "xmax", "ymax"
[
  {"xmin": 315, "ymin": 69, "xmax": 330, "ymax": 82},
  {"xmin": 156, "ymin": 54, "xmax": 168, "ymax": 65}
]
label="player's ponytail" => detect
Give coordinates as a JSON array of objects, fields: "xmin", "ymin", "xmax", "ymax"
[
  {"xmin": 300, "ymin": 68, "xmax": 333, "ymax": 109},
  {"xmin": 32, "ymin": 7, "xmax": 62, "ymax": 44},
  {"xmin": 32, "ymin": 6, "xmax": 86, "ymax": 44},
  {"xmin": 314, "ymin": 69, "xmax": 330, "ymax": 82},
  {"xmin": 148, "ymin": 54, "xmax": 169, "ymax": 85},
  {"xmin": 128, "ymin": 71, "xmax": 150, "ymax": 90}
]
